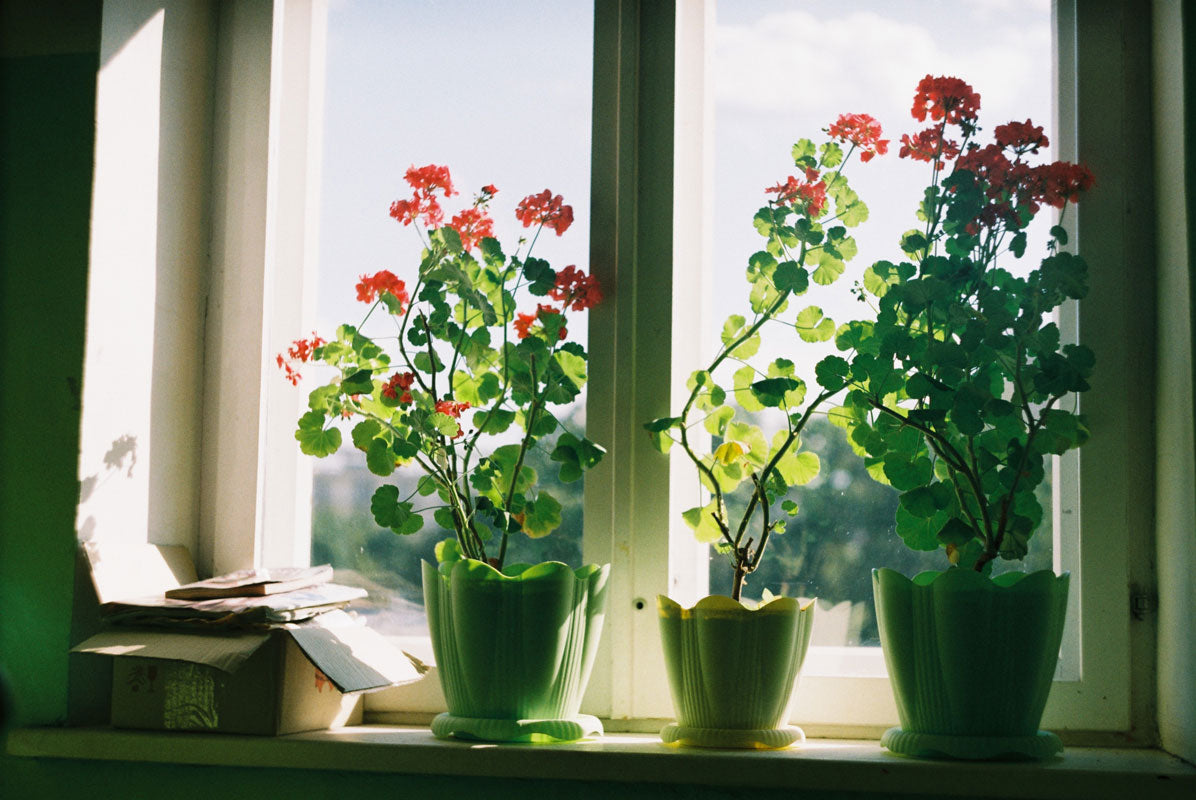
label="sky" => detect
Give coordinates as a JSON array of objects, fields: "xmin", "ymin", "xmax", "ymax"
[{"xmin": 316, "ymin": 0, "xmax": 594, "ymax": 336}]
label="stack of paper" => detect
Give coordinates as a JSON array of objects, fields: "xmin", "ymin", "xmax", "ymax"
[
  {"xmin": 102, "ymin": 583, "xmax": 368, "ymax": 628},
  {"xmin": 165, "ymin": 565, "xmax": 335, "ymax": 599},
  {"xmin": 82, "ymin": 543, "xmax": 366, "ymax": 630}
]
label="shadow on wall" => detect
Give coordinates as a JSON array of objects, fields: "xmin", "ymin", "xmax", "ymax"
[
  {"xmin": 71, "ymin": 432, "xmax": 140, "ymax": 725},
  {"xmin": 77, "ymin": 434, "xmax": 138, "ymax": 542}
]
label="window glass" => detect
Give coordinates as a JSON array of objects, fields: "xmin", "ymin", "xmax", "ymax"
[
  {"xmin": 311, "ymin": 0, "xmax": 594, "ymax": 636},
  {"xmin": 708, "ymin": 0, "xmax": 1057, "ymax": 653}
]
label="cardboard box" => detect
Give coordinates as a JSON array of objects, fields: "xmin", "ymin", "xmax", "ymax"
[{"xmin": 73, "ymin": 543, "xmax": 421, "ymax": 735}]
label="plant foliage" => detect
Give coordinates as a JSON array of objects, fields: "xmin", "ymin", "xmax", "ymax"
[
  {"xmin": 279, "ymin": 169, "xmax": 604, "ymax": 568},
  {"xmin": 834, "ymin": 76, "xmax": 1096, "ymax": 571},
  {"xmin": 644, "ymin": 114, "xmax": 891, "ymax": 600}
]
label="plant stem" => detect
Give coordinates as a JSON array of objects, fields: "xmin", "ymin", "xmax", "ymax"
[
  {"xmin": 397, "ymin": 279, "xmax": 436, "ymax": 398},
  {"xmin": 731, "ymin": 560, "xmax": 747, "ymax": 602},
  {"xmin": 498, "ymin": 354, "xmax": 543, "ymax": 569},
  {"xmin": 460, "ymin": 256, "xmax": 524, "ymax": 476},
  {"xmin": 676, "ymin": 284, "xmax": 800, "ymax": 557},
  {"xmin": 422, "ymin": 312, "xmax": 438, "ymax": 402},
  {"xmin": 966, "ymin": 439, "xmax": 995, "ymax": 549},
  {"xmin": 977, "ymin": 395, "xmax": 1057, "ymax": 571},
  {"xmin": 754, "ymin": 479, "xmax": 771, "ymax": 572},
  {"xmin": 865, "ymin": 398, "xmax": 969, "ymax": 474}
]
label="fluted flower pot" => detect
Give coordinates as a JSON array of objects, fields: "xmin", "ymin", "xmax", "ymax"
[
  {"xmin": 422, "ymin": 558, "xmax": 609, "ymax": 743},
  {"xmin": 657, "ymin": 594, "xmax": 815, "ymax": 749},
  {"xmin": 873, "ymin": 567, "xmax": 1070, "ymax": 760}
]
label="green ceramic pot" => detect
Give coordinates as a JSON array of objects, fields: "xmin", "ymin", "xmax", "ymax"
[
  {"xmin": 873, "ymin": 567, "xmax": 1070, "ymax": 760},
  {"xmin": 422, "ymin": 558, "xmax": 609, "ymax": 742},
  {"xmin": 657, "ymin": 594, "xmax": 815, "ymax": 749}
]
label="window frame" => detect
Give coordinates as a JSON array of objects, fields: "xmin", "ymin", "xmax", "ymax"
[{"xmin": 209, "ymin": 0, "xmax": 1146, "ymax": 736}]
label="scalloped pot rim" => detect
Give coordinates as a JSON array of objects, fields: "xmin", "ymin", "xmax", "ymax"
[
  {"xmin": 657, "ymin": 594, "xmax": 816, "ymax": 617},
  {"xmin": 873, "ymin": 567, "xmax": 1070, "ymax": 592},
  {"xmin": 429, "ymin": 558, "xmax": 608, "ymax": 583}
]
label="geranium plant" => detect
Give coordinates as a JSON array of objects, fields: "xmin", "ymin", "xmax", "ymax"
[
  {"xmin": 644, "ymin": 114, "xmax": 889, "ymax": 601},
  {"xmin": 279, "ymin": 165, "xmax": 604, "ymax": 569},
  {"xmin": 833, "ymin": 75, "xmax": 1095, "ymax": 572}
]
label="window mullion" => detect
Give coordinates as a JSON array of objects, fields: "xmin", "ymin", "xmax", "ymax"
[
  {"xmin": 201, "ymin": 0, "xmax": 328, "ymax": 575},
  {"xmin": 258, "ymin": 0, "xmax": 329, "ymax": 569},
  {"xmin": 584, "ymin": 0, "xmax": 695, "ymax": 721},
  {"xmin": 199, "ymin": 0, "xmax": 276, "ymax": 575}
]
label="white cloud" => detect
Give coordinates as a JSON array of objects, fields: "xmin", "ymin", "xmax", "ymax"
[{"xmin": 713, "ymin": 7, "xmax": 1053, "ymax": 131}]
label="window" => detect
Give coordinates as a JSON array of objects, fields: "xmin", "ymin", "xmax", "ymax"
[{"xmin": 196, "ymin": 0, "xmax": 1138, "ymax": 734}]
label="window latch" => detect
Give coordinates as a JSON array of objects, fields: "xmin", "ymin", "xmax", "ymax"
[{"xmin": 1131, "ymin": 592, "xmax": 1156, "ymax": 620}]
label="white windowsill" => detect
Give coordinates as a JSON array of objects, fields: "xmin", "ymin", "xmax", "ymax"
[{"xmin": 8, "ymin": 725, "xmax": 1195, "ymax": 800}]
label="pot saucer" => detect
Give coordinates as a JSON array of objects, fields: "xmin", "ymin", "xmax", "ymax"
[
  {"xmin": 431, "ymin": 712, "xmax": 603, "ymax": 743},
  {"xmin": 881, "ymin": 727, "xmax": 1063, "ymax": 760},
  {"xmin": 659, "ymin": 722, "xmax": 804, "ymax": 750}
]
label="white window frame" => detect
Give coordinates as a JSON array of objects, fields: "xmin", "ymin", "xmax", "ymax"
[{"xmin": 94, "ymin": 0, "xmax": 1143, "ymax": 738}]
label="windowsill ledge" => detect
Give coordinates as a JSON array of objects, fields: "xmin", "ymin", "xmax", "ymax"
[{"xmin": 8, "ymin": 725, "xmax": 1196, "ymax": 799}]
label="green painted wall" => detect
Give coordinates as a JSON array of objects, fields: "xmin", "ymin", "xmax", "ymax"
[{"xmin": 0, "ymin": 51, "xmax": 93, "ymax": 732}]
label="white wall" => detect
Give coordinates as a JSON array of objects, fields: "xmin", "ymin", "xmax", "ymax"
[{"xmin": 77, "ymin": 1, "xmax": 214, "ymax": 555}]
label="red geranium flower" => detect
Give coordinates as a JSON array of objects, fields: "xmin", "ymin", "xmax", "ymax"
[
  {"xmin": 389, "ymin": 164, "xmax": 456, "ymax": 228},
  {"xmin": 435, "ymin": 399, "xmax": 471, "ymax": 439},
  {"xmin": 276, "ymin": 357, "xmax": 301, "ymax": 386},
  {"xmin": 405, "ymin": 164, "xmax": 455, "ymax": 196},
  {"xmin": 382, "ymin": 372, "xmax": 416, "ymax": 403},
  {"xmin": 549, "ymin": 265, "xmax": 603, "ymax": 311},
  {"xmin": 1031, "ymin": 161, "xmax": 1095, "ymax": 209},
  {"xmin": 276, "ymin": 332, "xmax": 326, "ymax": 386},
  {"xmin": 435, "ymin": 399, "xmax": 471, "ymax": 418},
  {"xmin": 899, "ymin": 127, "xmax": 962, "ymax": 169},
  {"xmin": 910, "ymin": 75, "xmax": 980, "ymax": 125},
  {"xmin": 515, "ymin": 189, "xmax": 574, "ymax": 236},
  {"xmin": 513, "ymin": 310, "xmax": 536, "ymax": 340},
  {"xmin": 826, "ymin": 113, "xmax": 889, "ymax": 162},
  {"xmin": 994, "ymin": 119, "xmax": 1050, "ymax": 154},
  {"xmin": 952, "ymin": 140, "xmax": 1092, "ymax": 234},
  {"xmin": 766, "ymin": 169, "xmax": 828, "ymax": 217},
  {"xmin": 449, "ymin": 206, "xmax": 495, "ymax": 250},
  {"xmin": 355, "ymin": 270, "xmax": 410, "ymax": 311},
  {"xmin": 286, "ymin": 333, "xmax": 325, "ymax": 363},
  {"xmin": 514, "ymin": 304, "xmax": 567, "ymax": 341},
  {"xmin": 957, "ymin": 144, "xmax": 1017, "ymax": 193},
  {"xmin": 389, "ymin": 192, "xmax": 444, "ymax": 227}
]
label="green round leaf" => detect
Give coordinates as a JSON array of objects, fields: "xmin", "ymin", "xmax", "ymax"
[
  {"xmin": 435, "ymin": 537, "xmax": 463, "ymax": 564},
  {"xmin": 366, "ymin": 438, "xmax": 396, "ymax": 476},
  {"xmin": 814, "ymin": 355, "xmax": 851, "ymax": 391},
  {"xmin": 521, "ymin": 491, "xmax": 563, "ymax": 538},
  {"xmin": 295, "ymin": 411, "xmax": 342, "ymax": 457},
  {"xmin": 682, "ymin": 501, "xmax": 726, "ymax": 544},
  {"xmin": 882, "ymin": 453, "xmax": 933, "ymax": 491},
  {"xmin": 895, "ymin": 505, "xmax": 943, "ymax": 551}
]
